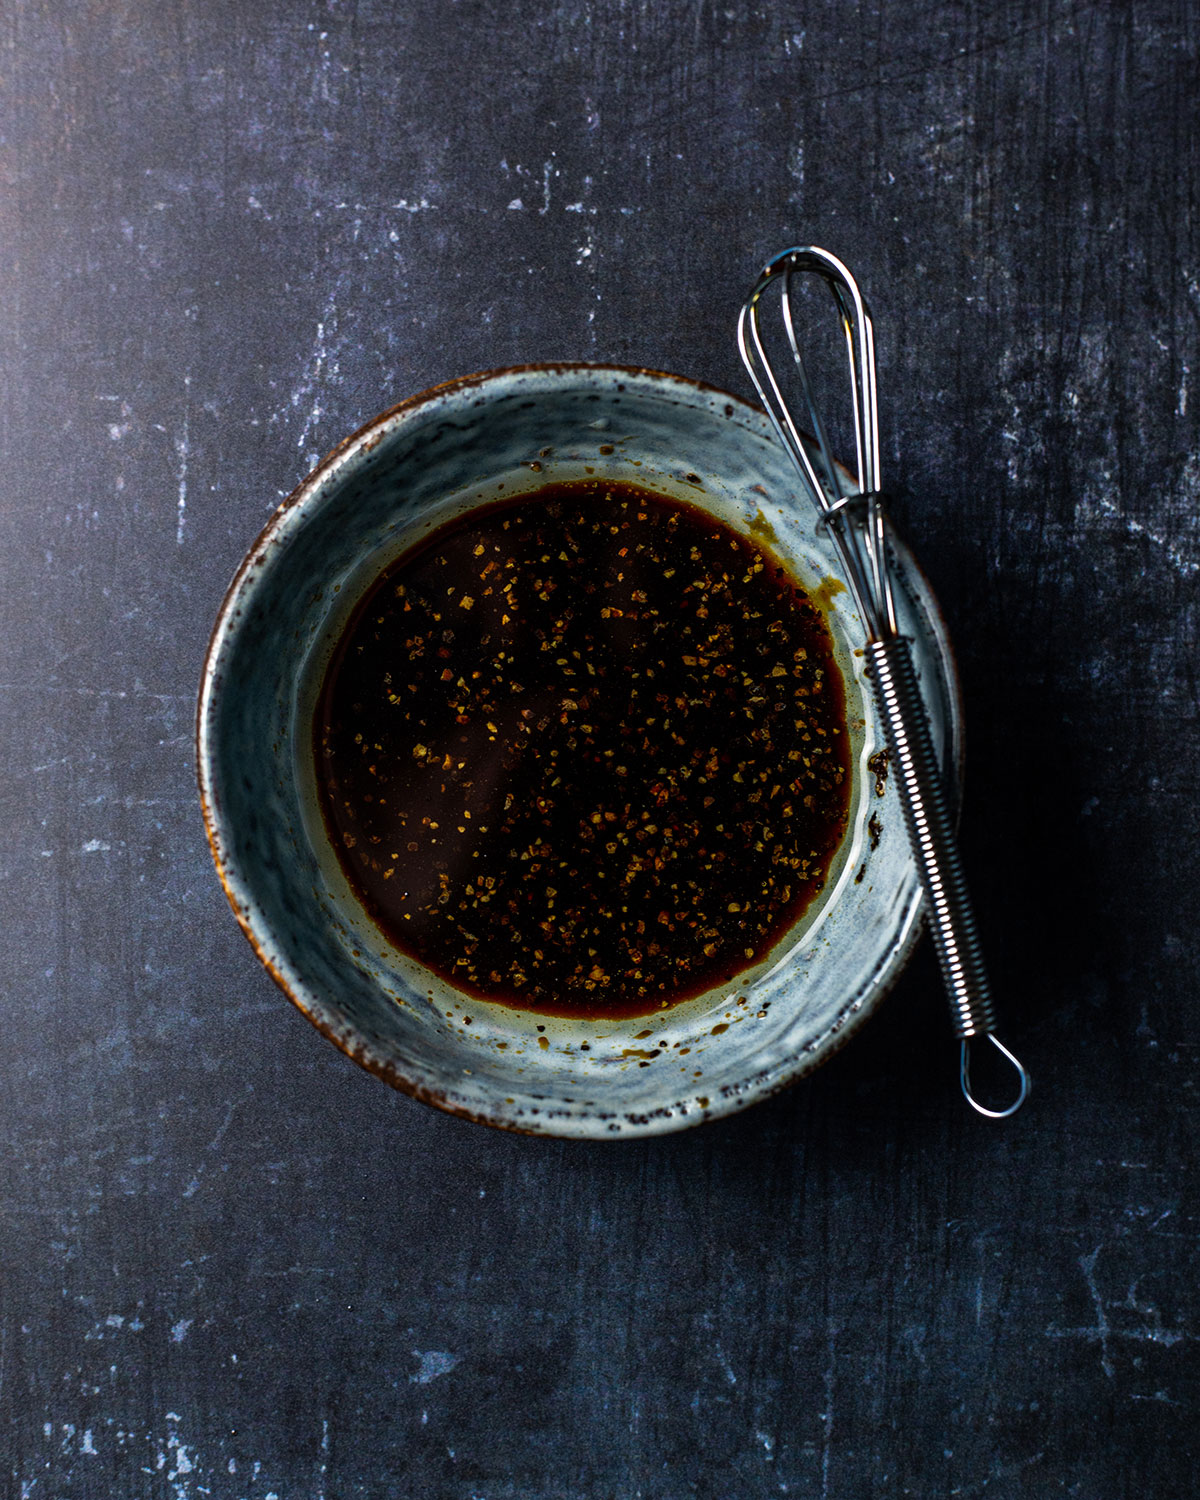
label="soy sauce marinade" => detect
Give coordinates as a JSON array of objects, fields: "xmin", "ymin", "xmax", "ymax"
[{"xmin": 315, "ymin": 481, "xmax": 851, "ymax": 1019}]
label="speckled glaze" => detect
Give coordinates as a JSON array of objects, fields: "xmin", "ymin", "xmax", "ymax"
[{"xmin": 197, "ymin": 365, "xmax": 961, "ymax": 1138}]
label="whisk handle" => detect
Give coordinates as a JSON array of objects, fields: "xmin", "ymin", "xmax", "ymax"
[{"xmin": 864, "ymin": 635, "xmax": 995, "ymax": 1041}]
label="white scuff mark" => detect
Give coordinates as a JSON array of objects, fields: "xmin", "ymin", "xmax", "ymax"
[
  {"xmin": 1079, "ymin": 1247, "xmax": 1113, "ymax": 1377},
  {"xmin": 820, "ymin": 1324, "xmax": 835, "ymax": 1499},
  {"xmin": 208, "ymin": 1086, "xmax": 253, "ymax": 1152},
  {"xmin": 105, "ymin": 1314, "xmax": 124, "ymax": 1328},
  {"xmin": 317, "ymin": 1417, "xmax": 330, "ymax": 1500},
  {"xmin": 410, "ymin": 1349, "xmax": 461, "ymax": 1384},
  {"xmin": 80, "ymin": 1430, "xmax": 97, "ymax": 1455},
  {"xmin": 713, "ymin": 1343, "xmax": 736, "ymax": 1385},
  {"xmin": 789, "ymin": 141, "xmax": 804, "ymax": 207},
  {"xmin": 539, "ymin": 158, "xmax": 557, "ymax": 214},
  {"xmin": 174, "ymin": 375, "xmax": 190, "ymax": 546},
  {"xmin": 1179, "ymin": 361, "xmax": 1190, "ymax": 417},
  {"xmin": 161, "ymin": 1413, "xmax": 199, "ymax": 1500},
  {"xmin": 565, "ymin": 202, "xmax": 584, "ymax": 212},
  {"xmin": 392, "ymin": 197, "xmax": 433, "ymax": 213},
  {"xmin": 170, "ymin": 1319, "xmax": 193, "ymax": 1344},
  {"xmin": 284, "ymin": 285, "xmax": 343, "ymax": 457},
  {"xmin": 1118, "ymin": 1284, "xmax": 1186, "ymax": 1347},
  {"xmin": 107, "ymin": 401, "xmax": 132, "ymax": 441},
  {"xmin": 182, "ymin": 1175, "xmax": 200, "ymax": 1199},
  {"xmin": 81, "ymin": 839, "xmax": 111, "ymax": 853},
  {"xmin": 1088, "ymin": 493, "xmax": 1200, "ymax": 577},
  {"xmin": 0, "ymin": 683, "xmax": 188, "ymax": 703},
  {"xmin": 507, "ymin": 198, "xmax": 524, "ymax": 210},
  {"xmin": 952, "ymin": 1450, "xmax": 1047, "ymax": 1494},
  {"xmin": 756, "ymin": 1430, "xmax": 774, "ymax": 1459}
]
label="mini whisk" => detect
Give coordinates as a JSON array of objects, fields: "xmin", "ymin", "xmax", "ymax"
[{"xmin": 738, "ymin": 246, "xmax": 1029, "ymax": 1118}]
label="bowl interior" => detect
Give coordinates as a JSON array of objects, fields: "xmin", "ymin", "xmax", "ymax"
[{"xmin": 199, "ymin": 366, "xmax": 959, "ymax": 1137}]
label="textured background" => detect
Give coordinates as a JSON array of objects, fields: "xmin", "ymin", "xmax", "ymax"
[{"xmin": 2, "ymin": 1, "xmax": 1197, "ymax": 1495}]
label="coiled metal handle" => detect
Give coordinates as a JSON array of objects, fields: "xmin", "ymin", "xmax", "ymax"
[{"xmin": 866, "ymin": 635, "xmax": 1027, "ymax": 1116}]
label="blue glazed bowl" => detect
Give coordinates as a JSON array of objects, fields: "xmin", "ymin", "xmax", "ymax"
[{"xmin": 197, "ymin": 365, "xmax": 960, "ymax": 1137}]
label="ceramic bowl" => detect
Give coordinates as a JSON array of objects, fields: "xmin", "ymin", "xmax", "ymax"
[{"xmin": 197, "ymin": 365, "xmax": 961, "ymax": 1138}]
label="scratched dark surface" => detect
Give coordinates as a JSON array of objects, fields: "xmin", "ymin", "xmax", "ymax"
[{"xmin": 2, "ymin": 1, "xmax": 1197, "ymax": 1496}]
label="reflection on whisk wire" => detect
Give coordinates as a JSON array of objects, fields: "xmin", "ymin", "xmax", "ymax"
[{"xmin": 738, "ymin": 245, "xmax": 1029, "ymax": 1119}]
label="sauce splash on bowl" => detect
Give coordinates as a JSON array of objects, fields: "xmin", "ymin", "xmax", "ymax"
[{"xmin": 314, "ymin": 480, "xmax": 850, "ymax": 1018}]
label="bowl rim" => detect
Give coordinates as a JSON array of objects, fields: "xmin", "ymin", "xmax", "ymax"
[{"xmin": 197, "ymin": 361, "xmax": 962, "ymax": 1137}]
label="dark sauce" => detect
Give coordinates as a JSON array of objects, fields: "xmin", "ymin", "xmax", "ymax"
[{"xmin": 314, "ymin": 480, "xmax": 851, "ymax": 1019}]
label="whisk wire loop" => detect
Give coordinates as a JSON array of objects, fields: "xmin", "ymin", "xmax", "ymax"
[{"xmin": 738, "ymin": 247, "xmax": 897, "ymax": 641}]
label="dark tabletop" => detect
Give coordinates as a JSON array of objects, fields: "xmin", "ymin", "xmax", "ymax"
[{"xmin": 2, "ymin": 2, "xmax": 1197, "ymax": 1496}]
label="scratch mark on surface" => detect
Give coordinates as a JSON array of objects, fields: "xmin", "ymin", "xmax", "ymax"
[
  {"xmin": 287, "ymin": 285, "xmax": 342, "ymax": 456},
  {"xmin": 1087, "ymin": 494, "xmax": 1200, "ymax": 577},
  {"xmin": 949, "ymin": 1449, "xmax": 1046, "ymax": 1497},
  {"xmin": 539, "ymin": 157, "xmax": 557, "ymax": 214},
  {"xmin": 170, "ymin": 1318, "xmax": 193, "ymax": 1344},
  {"xmin": 208, "ymin": 1087, "xmax": 252, "ymax": 1152},
  {"xmin": 1078, "ymin": 1248, "xmax": 1113, "ymax": 1377},
  {"xmin": 409, "ymin": 1349, "xmax": 460, "ymax": 1384},
  {"xmin": 316, "ymin": 1417, "xmax": 330, "ymax": 1500},
  {"xmin": 789, "ymin": 141, "xmax": 804, "ymax": 208},
  {"xmin": 713, "ymin": 1343, "xmax": 736, "ymax": 1385},
  {"xmin": 821, "ymin": 1323, "xmax": 835, "ymax": 1497},
  {"xmin": 175, "ymin": 375, "xmax": 190, "ymax": 546},
  {"xmin": 0, "ymin": 684, "xmax": 194, "ymax": 703},
  {"xmin": 107, "ymin": 400, "xmax": 132, "ymax": 441}
]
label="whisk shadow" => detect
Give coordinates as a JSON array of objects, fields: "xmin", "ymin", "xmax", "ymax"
[{"xmin": 645, "ymin": 638, "xmax": 1101, "ymax": 1184}]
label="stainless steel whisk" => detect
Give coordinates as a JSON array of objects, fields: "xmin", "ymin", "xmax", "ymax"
[{"xmin": 738, "ymin": 245, "xmax": 1029, "ymax": 1118}]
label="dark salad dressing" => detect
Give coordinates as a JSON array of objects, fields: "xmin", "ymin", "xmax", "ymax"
[{"xmin": 314, "ymin": 480, "xmax": 851, "ymax": 1019}]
